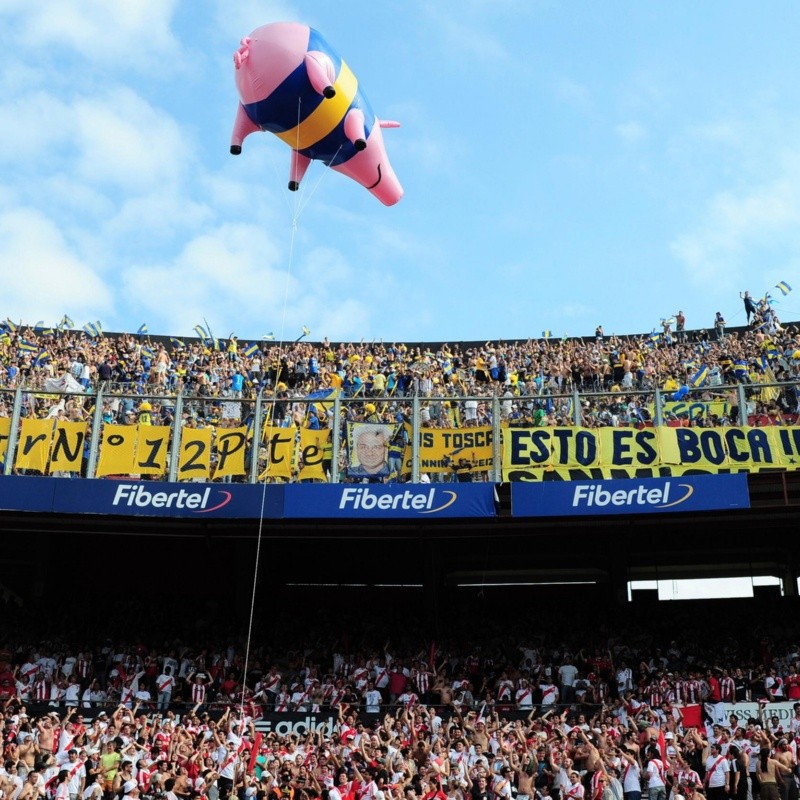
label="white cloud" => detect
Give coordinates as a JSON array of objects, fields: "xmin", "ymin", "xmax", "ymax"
[
  {"xmin": 0, "ymin": 90, "xmax": 72, "ymax": 165},
  {"xmin": 420, "ymin": 6, "xmax": 510, "ymax": 67},
  {"xmin": 0, "ymin": 85, "xmax": 192, "ymax": 196},
  {"xmin": 120, "ymin": 223, "xmax": 377, "ymax": 340},
  {"xmin": 555, "ymin": 78, "xmax": 591, "ymax": 110},
  {"xmin": 0, "ymin": 207, "xmax": 114, "ymax": 323},
  {"xmin": 71, "ymin": 88, "xmax": 192, "ymax": 192},
  {"xmin": 615, "ymin": 121, "xmax": 646, "ymax": 143},
  {"xmin": 2, "ymin": 0, "xmax": 182, "ymax": 72},
  {"xmin": 671, "ymin": 160, "xmax": 800, "ymax": 286}
]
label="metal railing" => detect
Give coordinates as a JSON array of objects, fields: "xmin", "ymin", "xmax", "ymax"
[{"xmin": 0, "ymin": 377, "xmax": 797, "ymax": 483}]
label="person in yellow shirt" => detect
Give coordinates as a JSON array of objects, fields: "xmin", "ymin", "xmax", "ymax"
[{"xmin": 662, "ymin": 374, "xmax": 679, "ymax": 393}]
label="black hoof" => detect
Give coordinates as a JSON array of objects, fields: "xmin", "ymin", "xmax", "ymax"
[
  {"xmin": 323, "ymin": 86, "xmax": 336, "ymax": 99},
  {"xmin": 354, "ymin": 139, "xmax": 367, "ymax": 152},
  {"xmin": 288, "ymin": 181, "xmax": 299, "ymax": 191},
  {"xmin": 230, "ymin": 145, "xmax": 242, "ymax": 155}
]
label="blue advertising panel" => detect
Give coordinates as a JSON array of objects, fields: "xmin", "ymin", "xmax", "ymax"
[
  {"xmin": 284, "ymin": 483, "xmax": 496, "ymax": 519},
  {"xmin": 0, "ymin": 476, "xmax": 284, "ymax": 519},
  {"xmin": 511, "ymin": 474, "xmax": 750, "ymax": 517},
  {"xmin": 0, "ymin": 475, "xmax": 60, "ymax": 513}
]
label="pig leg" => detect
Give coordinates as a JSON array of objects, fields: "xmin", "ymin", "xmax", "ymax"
[
  {"xmin": 304, "ymin": 51, "xmax": 336, "ymax": 99},
  {"xmin": 289, "ymin": 150, "xmax": 311, "ymax": 191},
  {"xmin": 344, "ymin": 108, "xmax": 367, "ymax": 151},
  {"xmin": 230, "ymin": 104, "xmax": 260, "ymax": 155}
]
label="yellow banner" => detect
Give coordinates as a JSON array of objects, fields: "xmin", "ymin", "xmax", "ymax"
[
  {"xmin": 96, "ymin": 424, "xmax": 136, "ymax": 477},
  {"xmin": 50, "ymin": 421, "xmax": 87, "ymax": 472},
  {"xmin": 403, "ymin": 425, "xmax": 494, "ymax": 474},
  {"xmin": 15, "ymin": 418, "xmax": 52, "ymax": 472},
  {"xmin": 214, "ymin": 427, "xmax": 248, "ymax": 479},
  {"xmin": 502, "ymin": 425, "xmax": 800, "ymax": 480},
  {"xmin": 135, "ymin": 426, "xmax": 171, "ymax": 475},
  {"xmin": 650, "ymin": 398, "xmax": 731, "ymax": 421},
  {"xmin": 298, "ymin": 429, "xmax": 330, "ymax": 481},
  {"xmin": 510, "ymin": 465, "xmax": 759, "ymax": 482},
  {"xmin": 262, "ymin": 425, "xmax": 295, "ymax": 479},
  {"xmin": 0, "ymin": 416, "xmax": 10, "ymax": 467},
  {"xmin": 178, "ymin": 427, "xmax": 212, "ymax": 480}
]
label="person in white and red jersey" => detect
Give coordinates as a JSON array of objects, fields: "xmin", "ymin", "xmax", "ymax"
[
  {"xmin": 156, "ymin": 666, "xmax": 175, "ymax": 711},
  {"xmin": 259, "ymin": 666, "xmax": 281, "ymax": 708},
  {"xmin": 188, "ymin": 672, "xmax": 207, "ymax": 708},
  {"xmin": 703, "ymin": 742, "xmax": 730, "ymax": 800},
  {"xmin": 645, "ymin": 747, "xmax": 667, "ymax": 800},
  {"xmin": 719, "ymin": 670, "xmax": 736, "ymax": 704},
  {"xmin": 540, "ymin": 677, "xmax": 559, "ymax": 707},
  {"xmin": 765, "ymin": 669, "xmax": 784, "ymax": 700},
  {"xmin": 515, "ymin": 678, "xmax": 534, "ymax": 710},
  {"xmin": 671, "ymin": 756, "xmax": 700, "ymax": 794},
  {"xmin": 619, "ymin": 747, "xmax": 642, "ymax": 800},
  {"xmin": 565, "ymin": 772, "xmax": 585, "ymax": 800}
]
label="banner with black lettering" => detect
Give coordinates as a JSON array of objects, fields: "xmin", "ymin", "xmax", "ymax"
[
  {"xmin": 404, "ymin": 426, "xmax": 494, "ymax": 474},
  {"xmin": 15, "ymin": 418, "xmax": 52, "ymax": 472},
  {"xmin": 214, "ymin": 427, "xmax": 249, "ymax": 479},
  {"xmin": 298, "ymin": 429, "xmax": 329, "ymax": 481},
  {"xmin": 0, "ymin": 416, "xmax": 10, "ymax": 468},
  {"xmin": 50, "ymin": 421, "xmax": 87, "ymax": 472},
  {"xmin": 96, "ymin": 424, "xmax": 137, "ymax": 477},
  {"xmin": 134, "ymin": 426, "xmax": 171, "ymax": 476},
  {"xmin": 502, "ymin": 425, "xmax": 800, "ymax": 480},
  {"xmin": 178, "ymin": 427, "xmax": 212, "ymax": 480},
  {"xmin": 261, "ymin": 425, "xmax": 295, "ymax": 480}
]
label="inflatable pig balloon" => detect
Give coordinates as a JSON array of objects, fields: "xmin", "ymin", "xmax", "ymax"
[{"xmin": 230, "ymin": 22, "xmax": 403, "ymax": 206}]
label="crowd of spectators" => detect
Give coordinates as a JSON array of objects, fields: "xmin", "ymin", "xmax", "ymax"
[
  {"xmin": 0, "ymin": 601, "xmax": 799, "ymax": 800},
  {"xmin": 0, "ymin": 295, "xmax": 798, "ymax": 433}
]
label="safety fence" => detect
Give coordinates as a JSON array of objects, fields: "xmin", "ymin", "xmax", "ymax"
[{"xmin": 0, "ymin": 379, "xmax": 797, "ymax": 483}]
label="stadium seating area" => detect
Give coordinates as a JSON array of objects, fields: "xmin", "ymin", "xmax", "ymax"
[
  {"xmin": 0, "ymin": 300, "xmax": 795, "ymax": 419},
  {"xmin": 0, "ymin": 300, "xmax": 797, "ymax": 800},
  {"xmin": 0, "ymin": 597, "xmax": 797, "ymax": 800}
]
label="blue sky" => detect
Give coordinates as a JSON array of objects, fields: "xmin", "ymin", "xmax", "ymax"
[{"xmin": 2, "ymin": 0, "xmax": 800, "ymax": 344}]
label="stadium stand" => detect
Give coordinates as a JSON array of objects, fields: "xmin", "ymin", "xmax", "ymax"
[{"xmin": 0, "ymin": 298, "xmax": 799, "ymax": 800}]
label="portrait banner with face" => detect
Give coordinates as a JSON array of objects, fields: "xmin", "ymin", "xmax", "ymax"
[{"xmin": 346, "ymin": 422, "xmax": 400, "ymax": 479}]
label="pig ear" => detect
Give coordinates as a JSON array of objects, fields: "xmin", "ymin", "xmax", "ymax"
[
  {"xmin": 233, "ymin": 37, "xmax": 252, "ymax": 69},
  {"xmin": 304, "ymin": 51, "xmax": 336, "ymax": 98}
]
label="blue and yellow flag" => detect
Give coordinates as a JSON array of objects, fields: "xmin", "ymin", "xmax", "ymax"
[
  {"xmin": 60, "ymin": 314, "xmax": 74, "ymax": 329},
  {"xmin": 18, "ymin": 340, "xmax": 37, "ymax": 353},
  {"xmin": 137, "ymin": 323, "xmax": 148, "ymax": 336},
  {"xmin": 3, "ymin": 319, "xmax": 17, "ymax": 334},
  {"xmin": 169, "ymin": 337, "xmax": 185, "ymax": 349},
  {"xmin": 33, "ymin": 351, "xmax": 50, "ymax": 367},
  {"xmin": 762, "ymin": 340, "xmax": 779, "ymax": 361},
  {"xmin": 689, "ymin": 364, "xmax": 709, "ymax": 388},
  {"xmin": 776, "ymin": 280, "xmax": 792, "ymax": 296},
  {"xmin": 542, "ymin": 330, "xmax": 551, "ymax": 339},
  {"xmin": 193, "ymin": 324, "xmax": 208, "ymax": 340},
  {"xmin": 83, "ymin": 321, "xmax": 102, "ymax": 337},
  {"xmin": 141, "ymin": 346, "xmax": 155, "ymax": 359},
  {"xmin": 243, "ymin": 343, "xmax": 259, "ymax": 358}
]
